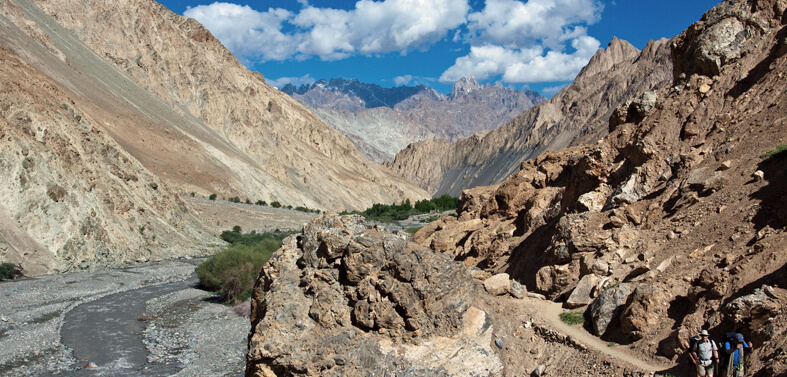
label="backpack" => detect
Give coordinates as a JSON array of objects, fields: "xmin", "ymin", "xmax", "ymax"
[
  {"xmin": 719, "ymin": 332, "xmax": 737, "ymax": 365},
  {"xmin": 689, "ymin": 335, "xmax": 700, "ymax": 352}
]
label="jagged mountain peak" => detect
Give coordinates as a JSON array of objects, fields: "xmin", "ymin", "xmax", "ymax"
[
  {"xmin": 578, "ymin": 37, "xmax": 641, "ymax": 80},
  {"xmin": 450, "ymin": 76, "xmax": 482, "ymax": 98}
]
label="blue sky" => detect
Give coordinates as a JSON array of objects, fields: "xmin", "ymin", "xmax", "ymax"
[{"xmin": 157, "ymin": 0, "xmax": 720, "ymax": 96}]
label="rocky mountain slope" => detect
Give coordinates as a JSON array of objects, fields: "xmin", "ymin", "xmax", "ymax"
[
  {"xmin": 283, "ymin": 78, "xmax": 545, "ymax": 161},
  {"xmin": 21, "ymin": 0, "xmax": 428, "ymax": 211},
  {"xmin": 0, "ymin": 0, "xmax": 428, "ymax": 274},
  {"xmin": 412, "ymin": 0, "xmax": 787, "ymax": 374},
  {"xmin": 386, "ymin": 37, "xmax": 673, "ymax": 195}
]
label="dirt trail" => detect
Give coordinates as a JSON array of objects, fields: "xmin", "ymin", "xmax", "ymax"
[{"xmin": 526, "ymin": 297, "xmax": 672, "ymax": 372}]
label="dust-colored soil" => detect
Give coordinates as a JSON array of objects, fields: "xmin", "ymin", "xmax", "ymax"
[
  {"xmin": 183, "ymin": 196, "xmax": 318, "ymax": 235},
  {"xmin": 478, "ymin": 293, "xmax": 672, "ymax": 377}
]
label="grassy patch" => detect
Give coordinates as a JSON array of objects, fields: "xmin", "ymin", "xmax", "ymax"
[
  {"xmin": 196, "ymin": 229, "xmax": 293, "ymax": 303},
  {"xmin": 559, "ymin": 310, "xmax": 585, "ymax": 325},
  {"xmin": 764, "ymin": 144, "xmax": 787, "ymax": 159},
  {"xmin": 404, "ymin": 226, "xmax": 423, "ymax": 235}
]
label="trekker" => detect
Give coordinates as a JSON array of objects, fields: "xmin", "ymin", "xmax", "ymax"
[
  {"xmin": 691, "ymin": 330, "xmax": 719, "ymax": 377},
  {"xmin": 723, "ymin": 333, "xmax": 752, "ymax": 377}
]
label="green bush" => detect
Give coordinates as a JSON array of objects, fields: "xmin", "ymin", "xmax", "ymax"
[
  {"xmin": 197, "ymin": 230, "xmax": 292, "ymax": 303},
  {"xmin": 256, "ymin": 200, "xmax": 266, "ymax": 206},
  {"xmin": 559, "ymin": 310, "xmax": 586, "ymax": 325},
  {"xmin": 0, "ymin": 262, "xmax": 23, "ymax": 281},
  {"xmin": 209, "ymin": 193, "xmax": 217, "ymax": 201},
  {"xmin": 270, "ymin": 201, "xmax": 282, "ymax": 208}
]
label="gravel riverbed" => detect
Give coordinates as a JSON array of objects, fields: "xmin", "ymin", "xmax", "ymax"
[{"xmin": 0, "ymin": 259, "xmax": 248, "ymax": 376}]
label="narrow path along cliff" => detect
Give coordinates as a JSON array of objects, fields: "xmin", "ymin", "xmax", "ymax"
[{"xmin": 526, "ymin": 297, "xmax": 671, "ymax": 372}]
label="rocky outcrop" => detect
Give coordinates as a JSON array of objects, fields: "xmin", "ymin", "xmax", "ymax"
[
  {"xmin": 388, "ymin": 37, "xmax": 673, "ymax": 195},
  {"xmin": 246, "ymin": 215, "xmax": 501, "ymax": 376},
  {"xmin": 286, "ymin": 77, "xmax": 544, "ymax": 162},
  {"xmin": 414, "ymin": 0, "xmax": 787, "ymax": 374},
  {"xmin": 23, "ymin": 0, "xmax": 427, "ymax": 211}
]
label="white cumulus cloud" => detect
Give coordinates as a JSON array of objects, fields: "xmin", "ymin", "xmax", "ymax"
[
  {"xmin": 185, "ymin": 0, "xmax": 469, "ymax": 62},
  {"xmin": 394, "ymin": 75, "xmax": 414, "ymax": 86},
  {"xmin": 466, "ymin": 0, "xmax": 602, "ymax": 49},
  {"xmin": 440, "ymin": 0, "xmax": 603, "ymax": 84},
  {"xmin": 184, "ymin": 3, "xmax": 297, "ymax": 61},
  {"xmin": 185, "ymin": 0, "xmax": 609, "ymax": 87}
]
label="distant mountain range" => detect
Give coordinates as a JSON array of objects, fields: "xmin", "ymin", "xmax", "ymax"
[{"xmin": 281, "ymin": 77, "xmax": 546, "ymax": 161}]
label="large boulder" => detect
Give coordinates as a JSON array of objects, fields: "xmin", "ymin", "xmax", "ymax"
[
  {"xmin": 725, "ymin": 285, "xmax": 783, "ymax": 340},
  {"xmin": 588, "ymin": 283, "xmax": 632, "ymax": 336},
  {"xmin": 620, "ymin": 284, "xmax": 668, "ymax": 340},
  {"xmin": 483, "ymin": 273, "xmax": 511, "ymax": 296},
  {"xmin": 566, "ymin": 274, "xmax": 601, "ymax": 309},
  {"xmin": 672, "ymin": 0, "xmax": 774, "ymax": 77},
  {"xmin": 247, "ymin": 214, "xmax": 502, "ymax": 376}
]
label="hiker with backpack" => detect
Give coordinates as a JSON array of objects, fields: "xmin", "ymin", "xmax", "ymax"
[
  {"xmin": 722, "ymin": 333, "xmax": 752, "ymax": 377},
  {"xmin": 691, "ymin": 330, "xmax": 720, "ymax": 377}
]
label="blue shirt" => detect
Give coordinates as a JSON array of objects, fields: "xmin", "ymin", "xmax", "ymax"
[{"xmin": 724, "ymin": 341, "xmax": 751, "ymax": 366}]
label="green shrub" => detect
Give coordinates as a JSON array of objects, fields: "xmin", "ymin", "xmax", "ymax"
[
  {"xmin": 209, "ymin": 193, "xmax": 217, "ymax": 201},
  {"xmin": 764, "ymin": 144, "xmax": 787, "ymax": 158},
  {"xmin": 256, "ymin": 200, "xmax": 266, "ymax": 206},
  {"xmin": 559, "ymin": 310, "xmax": 585, "ymax": 325},
  {"xmin": 357, "ymin": 195, "xmax": 459, "ymax": 223},
  {"xmin": 0, "ymin": 263, "xmax": 23, "ymax": 281},
  {"xmin": 197, "ymin": 230, "xmax": 292, "ymax": 303},
  {"xmin": 270, "ymin": 201, "xmax": 282, "ymax": 208},
  {"xmin": 190, "ymin": 192, "xmax": 195, "ymax": 197}
]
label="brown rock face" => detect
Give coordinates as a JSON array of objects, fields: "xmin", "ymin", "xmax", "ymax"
[
  {"xmin": 387, "ymin": 37, "xmax": 673, "ymax": 195},
  {"xmin": 246, "ymin": 215, "xmax": 501, "ymax": 376},
  {"xmin": 414, "ymin": 0, "xmax": 787, "ymax": 374}
]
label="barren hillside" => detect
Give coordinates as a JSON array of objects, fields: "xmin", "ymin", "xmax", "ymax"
[
  {"xmin": 9, "ymin": 0, "xmax": 428, "ymax": 212},
  {"xmin": 0, "ymin": 0, "xmax": 428, "ymax": 274}
]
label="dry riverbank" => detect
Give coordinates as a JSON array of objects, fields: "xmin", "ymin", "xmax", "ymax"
[{"xmin": 0, "ymin": 259, "xmax": 246, "ymax": 376}]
